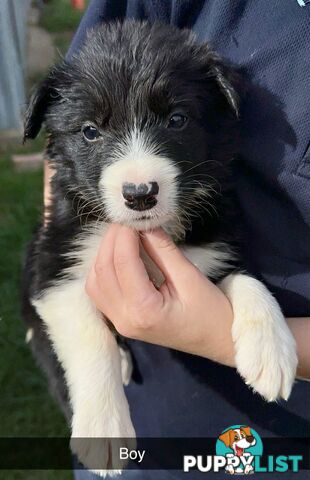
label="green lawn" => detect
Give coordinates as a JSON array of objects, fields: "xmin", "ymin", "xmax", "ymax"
[
  {"xmin": 0, "ymin": 3, "xmax": 89, "ymax": 477},
  {"xmin": 40, "ymin": 0, "xmax": 88, "ymax": 33},
  {"xmin": 0, "ymin": 139, "xmax": 72, "ymax": 480}
]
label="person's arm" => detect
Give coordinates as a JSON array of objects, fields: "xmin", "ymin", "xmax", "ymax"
[
  {"xmin": 286, "ymin": 317, "xmax": 310, "ymax": 379},
  {"xmin": 44, "ymin": 162, "xmax": 310, "ymax": 378},
  {"xmin": 85, "ymin": 224, "xmax": 310, "ymax": 379}
]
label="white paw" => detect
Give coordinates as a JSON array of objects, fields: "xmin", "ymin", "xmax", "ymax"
[
  {"xmin": 233, "ymin": 309, "xmax": 298, "ymax": 401},
  {"xmin": 244, "ymin": 464, "xmax": 254, "ymax": 475},
  {"xmin": 71, "ymin": 404, "xmax": 136, "ymax": 477},
  {"xmin": 119, "ymin": 346, "xmax": 133, "ymax": 386}
]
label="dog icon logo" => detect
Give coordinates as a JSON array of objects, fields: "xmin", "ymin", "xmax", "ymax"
[{"xmin": 216, "ymin": 425, "xmax": 263, "ymax": 475}]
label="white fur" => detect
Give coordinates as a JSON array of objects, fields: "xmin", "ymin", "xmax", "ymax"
[
  {"xmin": 31, "ymin": 221, "xmax": 297, "ymax": 476},
  {"xmin": 181, "ymin": 242, "xmax": 235, "ymax": 279},
  {"xmin": 119, "ymin": 346, "xmax": 133, "ymax": 387},
  {"xmin": 182, "ymin": 245, "xmax": 297, "ymax": 400},
  {"xmin": 31, "ymin": 224, "xmax": 236, "ymax": 476},
  {"xmin": 99, "ymin": 129, "xmax": 182, "ymax": 236},
  {"xmin": 25, "ymin": 328, "xmax": 33, "ymax": 343},
  {"xmin": 32, "ymin": 230, "xmax": 135, "ymax": 476},
  {"xmin": 219, "ymin": 273, "xmax": 298, "ymax": 401},
  {"xmin": 64, "ymin": 224, "xmax": 108, "ymax": 278}
]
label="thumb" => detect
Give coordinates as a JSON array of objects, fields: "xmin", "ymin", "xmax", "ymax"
[{"xmin": 141, "ymin": 228, "xmax": 196, "ymax": 290}]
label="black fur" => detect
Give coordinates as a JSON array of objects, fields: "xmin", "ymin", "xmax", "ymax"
[{"xmin": 22, "ymin": 20, "xmax": 242, "ymax": 417}]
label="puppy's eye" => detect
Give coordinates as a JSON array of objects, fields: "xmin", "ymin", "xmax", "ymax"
[
  {"xmin": 167, "ymin": 113, "xmax": 188, "ymax": 129},
  {"xmin": 82, "ymin": 125, "xmax": 101, "ymax": 141}
]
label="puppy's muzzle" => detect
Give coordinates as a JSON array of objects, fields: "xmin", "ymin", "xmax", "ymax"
[{"xmin": 122, "ymin": 181, "xmax": 159, "ymax": 211}]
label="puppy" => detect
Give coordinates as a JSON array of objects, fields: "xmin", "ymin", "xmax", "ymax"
[
  {"xmin": 219, "ymin": 426, "xmax": 256, "ymax": 475},
  {"xmin": 22, "ymin": 20, "xmax": 297, "ymax": 475}
]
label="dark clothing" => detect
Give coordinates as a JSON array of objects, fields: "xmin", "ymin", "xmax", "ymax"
[
  {"xmin": 69, "ymin": 0, "xmax": 310, "ymax": 318},
  {"xmin": 69, "ymin": 0, "xmax": 310, "ymax": 476}
]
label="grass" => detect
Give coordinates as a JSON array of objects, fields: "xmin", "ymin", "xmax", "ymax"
[
  {"xmin": 0, "ymin": 3, "xmax": 89, "ymax": 477},
  {"xmin": 0, "ymin": 138, "xmax": 72, "ymax": 480},
  {"xmin": 40, "ymin": 0, "xmax": 88, "ymax": 33}
]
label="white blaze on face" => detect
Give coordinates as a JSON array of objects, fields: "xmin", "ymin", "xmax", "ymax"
[{"xmin": 99, "ymin": 130, "xmax": 180, "ymax": 231}]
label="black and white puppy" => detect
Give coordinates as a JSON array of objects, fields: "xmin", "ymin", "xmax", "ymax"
[{"xmin": 23, "ymin": 20, "xmax": 297, "ymax": 474}]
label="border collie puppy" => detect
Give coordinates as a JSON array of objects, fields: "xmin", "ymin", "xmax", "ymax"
[{"xmin": 22, "ymin": 20, "xmax": 297, "ymax": 474}]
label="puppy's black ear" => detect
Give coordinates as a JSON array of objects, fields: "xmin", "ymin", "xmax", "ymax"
[
  {"xmin": 196, "ymin": 43, "xmax": 242, "ymax": 117},
  {"xmin": 23, "ymin": 69, "xmax": 61, "ymax": 142},
  {"xmin": 211, "ymin": 63, "xmax": 240, "ymax": 118}
]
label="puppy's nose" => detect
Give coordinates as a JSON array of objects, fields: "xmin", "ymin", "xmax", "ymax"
[
  {"xmin": 122, "ymin": 181, "xmax": 159, "ymax": 211},
  {"xmin": 246, "ymin": 435, "xmax": 254, "ymax": 443}
]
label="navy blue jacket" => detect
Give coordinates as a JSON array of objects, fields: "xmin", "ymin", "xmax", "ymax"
[{"xmin": 69, "ymin": 0, "xmax": 310, "ymax": 475}]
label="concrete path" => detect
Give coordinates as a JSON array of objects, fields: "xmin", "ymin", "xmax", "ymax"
[{"xmin": 26, "ymin": 6, "xmax": 56, "ymax": 79}]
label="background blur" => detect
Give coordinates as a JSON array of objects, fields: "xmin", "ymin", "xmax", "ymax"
[{"xmin": 0, "ymin": 1, "xmax": 88, "ymax": 479}]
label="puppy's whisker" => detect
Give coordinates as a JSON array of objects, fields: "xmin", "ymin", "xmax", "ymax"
[{"xmin": 179, "ymin": 160, "xmax": 211, "ymax": 176}]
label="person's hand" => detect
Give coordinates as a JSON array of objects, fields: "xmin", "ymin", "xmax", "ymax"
[{"xmin": 86, "ymin": 224, "xmax": 236, "ymax": 366}]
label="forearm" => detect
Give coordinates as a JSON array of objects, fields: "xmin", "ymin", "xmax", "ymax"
[
  {"xmin": 178, "ymin": 281, "xmax": 235, "ymax": 368},
  {"xmin": 84, "ymin": 224, "xmax": 310, "ymax": 380},
  {"xmin": 287, "ymin": 317, "xmax": 310, "ymax": 379},
  {"xmin": 43, "ymin": 162, "xmax": 306, "ymax": 380}
]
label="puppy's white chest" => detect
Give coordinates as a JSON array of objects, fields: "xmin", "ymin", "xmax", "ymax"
[{"xmin": 66, "ymin": 225, "xmax": 233, "ymax": 286}]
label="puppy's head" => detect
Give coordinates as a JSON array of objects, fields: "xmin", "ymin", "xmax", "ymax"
[
  {"xmin": 219, "ymin": 427, "xmax": 256, "ymax": 455},
  {"xmin": 24, "ymin": 20, "xmax": 240, "ymax": 237}
]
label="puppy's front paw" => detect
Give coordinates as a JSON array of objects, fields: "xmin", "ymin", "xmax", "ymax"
[
  {"xmin": 233, "ymin": 309, "xmax": 297, "ymax": 402},
  {"xmin": 71, "ymin": 436, "xmax": 136, "ymax": 478},
  {"xmin": 71, "ymin": 404, "xmax": 136, "ymax": 477}
]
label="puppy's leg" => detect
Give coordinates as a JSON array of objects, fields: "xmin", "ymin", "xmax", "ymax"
[
  {"xmin": 33, "ymin": 279, "xmax": 135, "ymax": 477},
  {"xmin": 119, "ymin": 345, "xmax": 133, "ymax": 387},
  {"xmin": 219, "ymin": 273, "xmax": 297, "ymax": 401}
]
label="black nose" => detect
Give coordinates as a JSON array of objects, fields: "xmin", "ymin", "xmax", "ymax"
[
  {"xmin": 246, "ymin": 435, "xmax": 254, "ymax": 443},
  {"xmin": 122, "ymin": 182, "xmax": 159, "ymax": 211}
]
